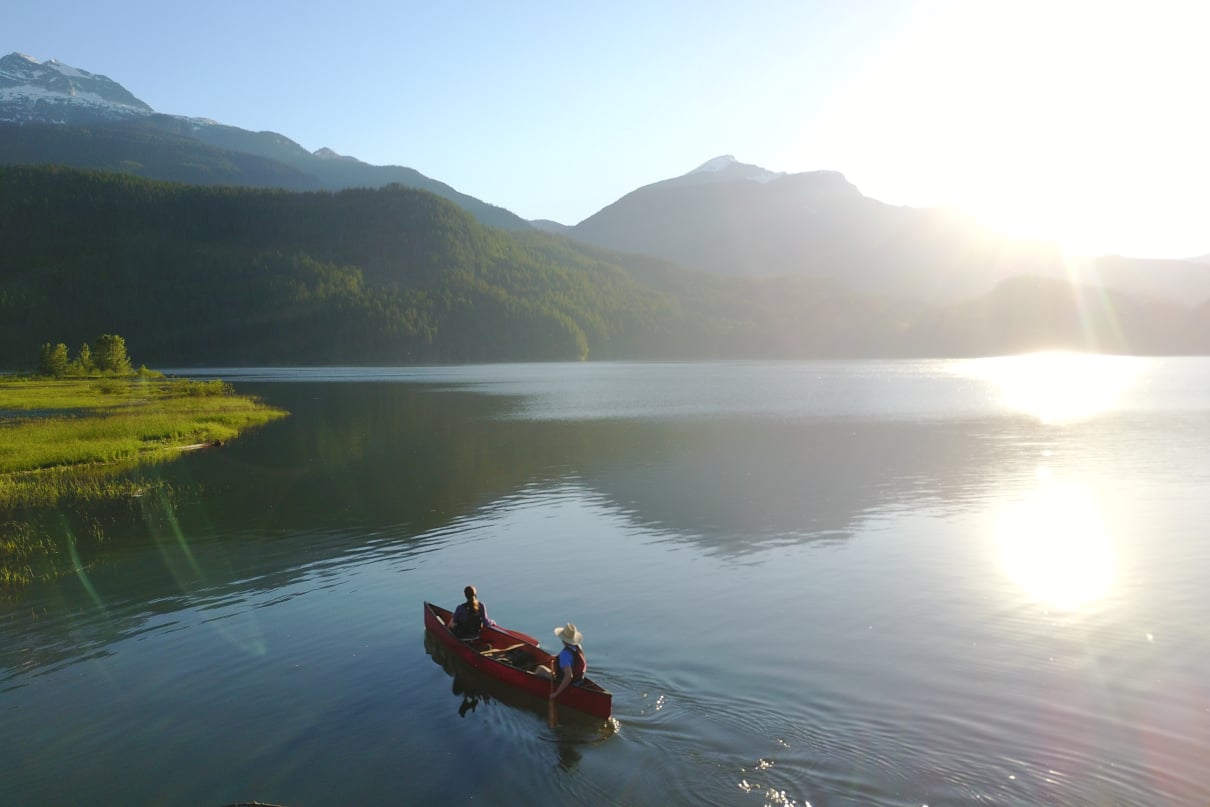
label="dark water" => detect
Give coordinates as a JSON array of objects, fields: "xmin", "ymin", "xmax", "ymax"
[{"xmin": 4, "ymin": 358, "xmax": 1209, "ymax": 805}]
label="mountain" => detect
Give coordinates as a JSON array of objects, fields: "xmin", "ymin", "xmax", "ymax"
[
  {"xmin": 1, "ymin": 165, "xmax": 1205, "ymax": 366},
  {"xmin": 0, "ymin": 123, "xmax": 323, "ymax": 189},
  {"xmin": 0, "ymin": 165, "xmax": 664, "ymax": 365},
  {"xmin": 660, "ymin": 154, "xmax": 787, "ymax": 186},
  {"xmin": 0, "ymin": 52, "xmax": 151, "ymax": 124},
  {"xmin": 135, "ymin": 113, "xmax": 527, "ymax": 229},
  {"xmin": 906, "ymin": 274, "xmax": 1201, "ymax": 356},
  {"xmin": 0, "ymin": 53, "xmax": 527, "ymax": 230},
  {"xmin": 566, "ymin": 155, "xmax": 1210, "ymax": 306},
  {"xmin": 8, "ymin": 51, "xmax": 1204, "ymax": 307},
  {"xmin": 566, "ymin": 155, "xmax": 1033, "ymax": 301},
  {"xmin": 530, "ymin": 219, "xmax": 574, "ymax": 236}
]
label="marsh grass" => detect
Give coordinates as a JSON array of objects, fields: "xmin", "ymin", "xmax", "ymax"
[
  {"xmin": 0, "ymin": 520, "xmax": 53, "ymax": 589},
  {"xmin": 0, "ymin": 376, "xmax": 287, "ymax": 591},
  {"xmin": 0, "ymin": 377, "xmax": 285, "ymax": 480}
]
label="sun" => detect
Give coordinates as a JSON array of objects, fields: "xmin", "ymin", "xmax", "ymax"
[{"xmin": 806, "ymin": 1, "xmax": 1210, "ymax": 258}]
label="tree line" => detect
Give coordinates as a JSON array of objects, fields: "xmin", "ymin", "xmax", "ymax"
[
  {"xmin": 0, "ymin": 166, "xmax": 694, "ymax": 366},
  {"xmin": 1, "ymin": 165, "xmax": 877, "ymax": 367},
  {"xmin": 36, "ymin": 333, "xmax": 135, "ymax": 377},
  {"xmin": 2, "ymin": 165, "xmax": 1205, "ymax": 368}
]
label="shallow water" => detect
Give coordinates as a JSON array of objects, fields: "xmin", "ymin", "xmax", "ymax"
[{"xmin": 4, "ymin": 357, "xmax": 1209, "ymax": 805}]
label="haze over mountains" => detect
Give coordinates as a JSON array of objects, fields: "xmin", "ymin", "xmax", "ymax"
[
  {"xmin": 2, "ymin": 51, "xmax": 1209, "ymax": 364},
  {"xmin": 554, "ymin": 154, "xmax": 1210, "ymax": 304}
]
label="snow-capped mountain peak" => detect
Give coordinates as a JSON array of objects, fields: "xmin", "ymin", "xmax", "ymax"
[
  {"xmin": 684, "ymin": 154, "xmax": 787, "ymax": 184},
  {"xmin": 313, "ymin": 147, "xmax": 360, "ymax": 163},
  {"xmin": 0, "ymin": 52, "xmax": 153, "ymax": 125},
  {"xmin": 692, "ymin": 154, "xmax": 743, "ymax": 173}
]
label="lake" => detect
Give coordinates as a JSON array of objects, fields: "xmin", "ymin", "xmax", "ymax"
[{"xmin": 4, "ymin": 357, "xmax": 1209, "ymax": 806}]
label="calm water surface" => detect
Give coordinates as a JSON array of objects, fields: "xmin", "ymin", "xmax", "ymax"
[{"xmin": 4, "ymin": 358, "xmax": 1209, "ymax": 805}]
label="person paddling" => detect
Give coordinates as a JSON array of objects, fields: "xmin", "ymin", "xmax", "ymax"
[
  {"xmin": 449, "ymin": 585, "xmax": 495, "ymax": 639},
  {"xmin": 537, "ymin": 622, "xmax": 587, "ymax": 702}
]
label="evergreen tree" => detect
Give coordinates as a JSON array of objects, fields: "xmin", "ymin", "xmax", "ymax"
[
  {"xmin": 37, "ymin": 342, "xmax": 69, "ymax": 377},
  {"xmin": 93, "ymin": 334, "xmax": 133, "ymax": 374},
  {"xmin": 68, "ymin": 342, "xmax": 95, "ymax": 376}
]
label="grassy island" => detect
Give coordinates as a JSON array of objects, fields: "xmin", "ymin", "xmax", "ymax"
[{"xmin": 0, "ymin": 374, "xmax": 287, "ymax": 590}]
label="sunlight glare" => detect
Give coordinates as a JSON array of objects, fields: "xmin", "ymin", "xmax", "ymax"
[
  {"xmin": 995, "ymin": 476, "xmax": 1115, "ymax": 612},
  {"xmin": 803, "ymin": 0, "xmax": 1210, "ymax": 257},
  {"xmin": 965, "ymin": 352, "xmax": 1143, "ymax": 424}
]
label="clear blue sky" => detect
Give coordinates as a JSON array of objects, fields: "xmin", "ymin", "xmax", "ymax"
[{"xmin": 9, "ymin": 0, "xmax": 1208, "ymax": 258}]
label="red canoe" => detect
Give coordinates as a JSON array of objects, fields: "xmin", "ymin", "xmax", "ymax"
[{"xmin": 423, "ymin": 601, "xmax": 612, "ymax": 720}]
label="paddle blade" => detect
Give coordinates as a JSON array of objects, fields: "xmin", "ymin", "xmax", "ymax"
[{"xmin": 548, "ymin": 697, "xmax": 558, "ymax": 728}]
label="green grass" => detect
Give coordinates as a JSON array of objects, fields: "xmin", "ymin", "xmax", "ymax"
[
  {"xmin": 0, "ymin": 377, "xmax": 285, "ymax": 480},
  {"xmin": 0, "ymin": 376, "xmax": 287, "ymax": 591}
]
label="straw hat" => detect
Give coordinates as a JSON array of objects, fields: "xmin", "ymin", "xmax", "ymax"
[{"xmin": 553, "ymin": 622, "xmax": 583, "ymax": 646}]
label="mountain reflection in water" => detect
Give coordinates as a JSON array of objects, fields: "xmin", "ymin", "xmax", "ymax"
[{"xmin": 3, "ymin": 360, "xmax": 1208, "ymax": 806}]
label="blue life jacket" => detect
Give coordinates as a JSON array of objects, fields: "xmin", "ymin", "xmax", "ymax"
[{"xmin": 553, "ymin": 645, "xmax": 586, "ymax": 683}]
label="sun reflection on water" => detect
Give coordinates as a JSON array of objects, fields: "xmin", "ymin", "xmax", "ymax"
[
  {"xmin": 994, "ymin": 472, "xmax": 1116, "ymax": 611},
  {"xmin": 963, "ymin": 351, "xmax": 1145, "ymax": 423}
]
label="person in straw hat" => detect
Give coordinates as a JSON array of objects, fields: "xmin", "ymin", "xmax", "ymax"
[{"xmin": 536, "ymin": 622, "xmax": 588, "ymax": 701}]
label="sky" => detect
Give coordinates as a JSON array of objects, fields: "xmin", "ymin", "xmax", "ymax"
[{"xmin": 9, "ymin": 0, "xmax": 1209, "ymax": 259}]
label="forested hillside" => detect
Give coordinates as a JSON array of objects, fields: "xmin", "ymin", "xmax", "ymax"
[
  {"xmin": 0, "ymin": 121, "xmax": 530, "ymax": 231},
  {"xmin": 0, "ymin": 124, "xmax": 319, "ymax": 190},
  {"xmin": 0, "ymin": 166, "xmax": 891, "ymax": 366},
  {"xmin": 0, "ymin": 167, "xmax": 645, "ymax": 364},
  {"xmin": 0, "ymin": 166, "xmax": 1203, "ymax": 367}
]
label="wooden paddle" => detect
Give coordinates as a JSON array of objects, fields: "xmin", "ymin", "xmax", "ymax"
[
  {"xmin": 480, "ymin": 642, "xmax": 525, "ymax": 656},
  {"xmin": 548, "ymin": 676, "xmax": 558, "ymax": 728}
]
